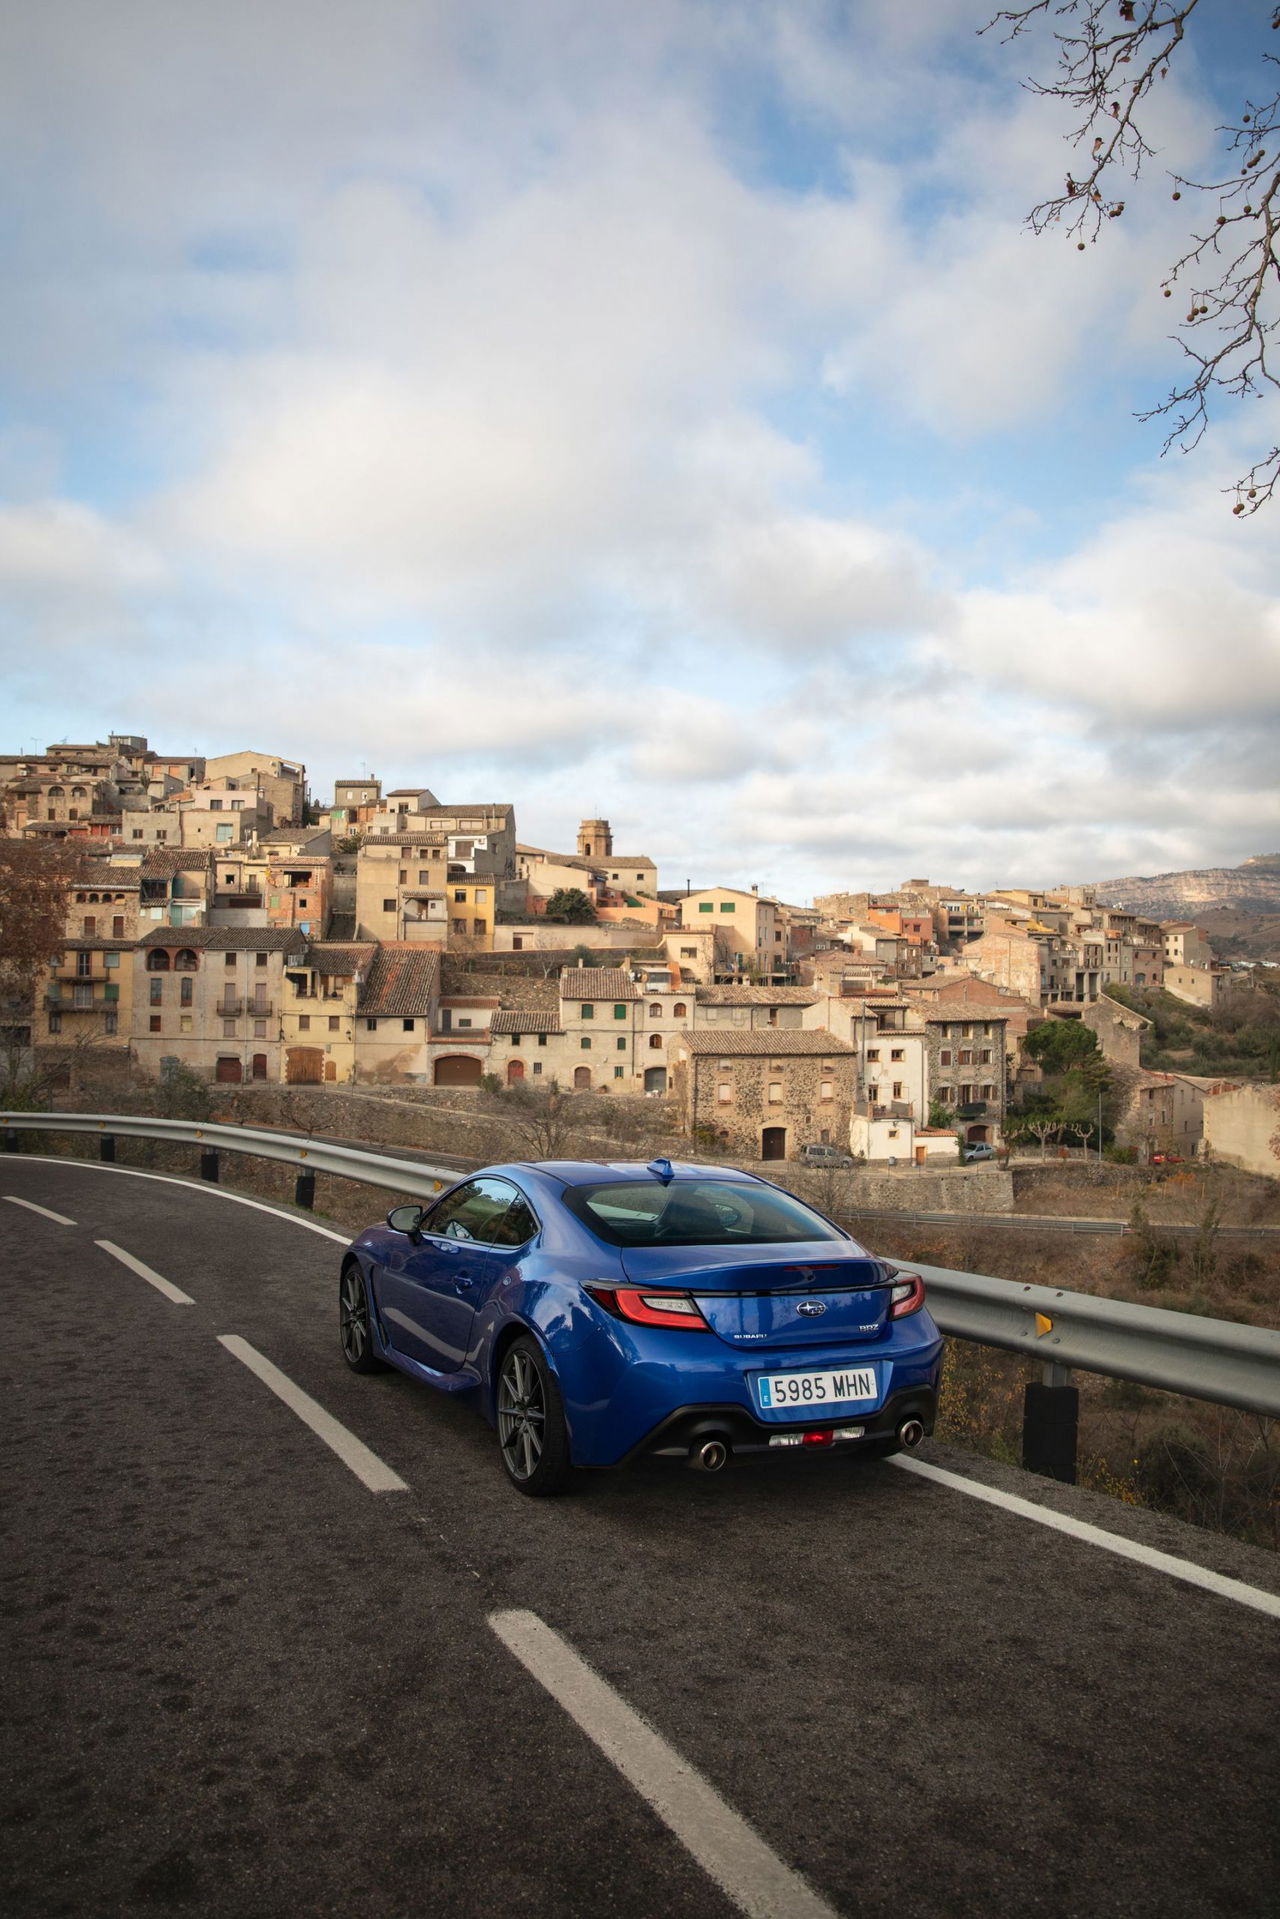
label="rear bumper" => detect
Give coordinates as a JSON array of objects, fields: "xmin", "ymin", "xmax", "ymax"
[{"xmin": 617, "ymin": 1382, "xmax": 939, "ymax": 1467}]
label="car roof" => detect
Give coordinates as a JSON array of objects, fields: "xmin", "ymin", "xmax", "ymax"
[{"xmin": 522, "ymin": 1159, "xmax": 763, "ymax": 1190}]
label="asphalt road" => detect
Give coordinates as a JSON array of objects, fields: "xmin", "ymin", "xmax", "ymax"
[{"xmin": 3, "ymin": 1156, "xmax": 1279, "ymax": 1919}]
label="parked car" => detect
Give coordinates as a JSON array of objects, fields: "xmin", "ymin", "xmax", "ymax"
[
  {"xmin": 339, "ymin": 1157, "xmax": 943, "ymax": 1495},
  {"xmin": 1151, "ymin": 1151, "xmax": 1184, "ymax": 1165},
  {"xmin": 963, "ymin": 1142, "xmax": 996, "ymax": 1162},
  {"xmin": 798, "ymin": 1143, "xmax": 854, "ymax": 1168}
]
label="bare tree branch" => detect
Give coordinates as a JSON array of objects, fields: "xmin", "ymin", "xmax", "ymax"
[{"xmin": 986, "ymin": 2, "xmax": 1280, "ymax": 511}]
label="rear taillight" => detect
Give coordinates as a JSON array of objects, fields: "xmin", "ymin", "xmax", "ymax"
[
  {"xmin": 890, "ymin": 1273, "xmax": 925, "ymax": 1318},
  {"xmin": 586, "ymin": 1286, "xmax": 710, "ymax": 1331}
]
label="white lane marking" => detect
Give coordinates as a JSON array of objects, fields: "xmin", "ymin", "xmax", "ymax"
[
  {"xmin": 890, "ymin": 1455, "xmax": 1280, "ymax": 1621},
  {"xmin": 9, "ymin": 1156, "xmax": 350, "ymax": 1243},
  {"xmin": 489, "ymin": 1609, "xmax": 839, "ymax": 1919},
  {"xmin": 217, "ymin": 1335, "xmax": 408, "ymax": 1494},
  {"xmin": 4, "ymin": 1194, "xmax": 76, "ymax": 1226},
  {"xmin": 95, "ymin": 1238, "xmax": 195, "ymax": 1306}
]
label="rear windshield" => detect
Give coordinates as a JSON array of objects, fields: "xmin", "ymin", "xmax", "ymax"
[{"xmin": 564, "ymin": 1179, "xmax": 845, "ymax": 1247}]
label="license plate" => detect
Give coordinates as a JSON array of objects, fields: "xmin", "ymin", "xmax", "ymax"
[{"xmin": 756, "ymin": 1366, "xmax": 878, "ymax": 1412}]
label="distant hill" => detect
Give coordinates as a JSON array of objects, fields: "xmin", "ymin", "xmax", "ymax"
[
  {"xmin": 1090, "ymin": 856, "xmax": 1280, "ymax": 961},
  {"xmin": 1091, "ymin": 854, "xmax": 1280, "ymax": 919}
]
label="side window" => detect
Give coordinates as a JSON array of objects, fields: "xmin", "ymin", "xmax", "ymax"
[
  {"xmin": 489, "ymin": 1193, "xmax": 539, "ymax": 1248},
  {"xmin": 426, "ymin": 1177, "xmax": 520, "ymax": 1244}
]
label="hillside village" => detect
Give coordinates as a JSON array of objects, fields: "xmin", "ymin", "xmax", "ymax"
[{"xmin": 2, "ymin": 732, "xmax": 1277, "ymax": 1180}]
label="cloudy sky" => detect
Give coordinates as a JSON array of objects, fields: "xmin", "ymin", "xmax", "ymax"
[{"xmin": 2, "ymin": 0, "xmax": 1277, "ymax": 899}]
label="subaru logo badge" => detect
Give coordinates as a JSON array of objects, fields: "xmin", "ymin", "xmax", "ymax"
[{"xmin": 796, "ymin": 1300, "xmax": 826, "ymax": 1317}]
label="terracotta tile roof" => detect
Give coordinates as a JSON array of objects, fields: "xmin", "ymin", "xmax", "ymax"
[
  {"xmin": 695, "ymin": 985, "xmax": 819, "ymax": 1006},
  {"xmin": 559, "ymin": 968, "xmax": 639, "ymax": 1001},
  {"xmin": 305, "ymin": 942, "xmax": 376, "ymax": 977},
  {"xmin": 142, "ymin": 847, "xmax": 213, "ymax": 877},
  {"xmin": 358, "ymin": 945, "xmax": 439, "ymax": 1017},
  {"xmin": 678, "ymin": 1030, "xmax": 854, "ymax": 1056},
  {"xmin": 137, "ymin": 926, "xmax": 304, "ymax": 953},
  {"xmin": 490, "ymin": 1010, "xmax": 563, "ymax": 1034}
]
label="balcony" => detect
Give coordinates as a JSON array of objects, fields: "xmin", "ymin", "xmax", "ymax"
[
  {"xmin": 218, "ymin": 999, "xmax": 272, "ymax": 1019},
  {"xmin": 46, "ymin": 993, "xmax": 116, "ymax": 1014}
]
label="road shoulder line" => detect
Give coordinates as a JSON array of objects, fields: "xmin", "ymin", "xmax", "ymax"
[
  {"xmin": 8, "ymin": 1155, "xmax": 350, "ymax": 1242},
  {"xmin": 217, "ymin": 1334, "xmax": 408, "ymax": 1494},
  {"xmin": 95, "ymin": 1237, "xmax": 195, "ymax": 1305},
  {"xmin": 890, "ymin": 1454, "xmax": 1280, "ymax": 1619},
  {"xmin": 489, "ymin": 1608, "xmax": 839, "ymax": 1919}
]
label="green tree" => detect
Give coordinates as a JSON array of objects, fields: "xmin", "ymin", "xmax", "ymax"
[
  {"xmin": 1024, "ymin": 1019, "xmax": 1100, "ymax": 1073},
  {"xmin": 544, "ymin": 889, "xmax": 597, "ymax": 924}
]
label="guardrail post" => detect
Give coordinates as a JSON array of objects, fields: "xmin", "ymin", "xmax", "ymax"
[
  {"xmin": 1022, "ymin": 1364, "xmax": 1078, "ymax": 1484},
  {"xmin": 99, "ymin": 1135, "xmax": 116, "ymax": 1163},
  {"xmin": 294, "ymin": 1170, "xmax": 316, "ymax": 1210},
  {"xmin": 200, "ymin": 1147, "xmax": 219, "ymax": 1183},
  {"xmin": 3, "ymin": 1127, "xmax": 17, "ymax": 1154}
]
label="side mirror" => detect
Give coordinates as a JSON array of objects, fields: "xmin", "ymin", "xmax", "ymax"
[{"xmin": 387, "ymin": 1203, "xmax": 426, "ymax": 1238}]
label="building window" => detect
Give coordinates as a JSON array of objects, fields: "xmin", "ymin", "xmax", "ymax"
[
  {"xmin": 940, "ymin": 1049, "xmax": 952, "ymax": 1066},
  {"xmin": 76, "ymin": 951, "xmax": 92, "ymax": 977},
  {"xmin": 614, "ymin": 1004, "xmax": 627, "ymax": 1019},
  {"xmin": 403, "ymin": 1018, "xmax": 414, "ymax": 1032},
  {"xmin": 458, "ymin": 1017, "xmax": 472, "ymax": 1028},
  {"xmin": 649, "ymin": 1034, "xmax": 663, "ymax": 1050},
  {"xmin": 180, "ymin": 977, "xmax": 193, "ymax": 1006},
  {"xmin": 538, "ymin": 1034, "xmax": 547, "ymax": 1047},
  {"xmin": 383, "ymin": 899, "xmax": 396, "ymax": 912},
  {"xmin": 112, "ymin": 916, "xmax": 125, "ymax": 938},
  {"xmin": 767, "ymin": 1081, "xmax": 782, "ymax": 1103},
  {"xmin": 681, "ymin": 947, "xmax": 696, "ymax": 958},
  {"xmin": 222, "ymin": 1020, "xmax": 234, "ymax": 1038},
  {"xmin": 581, "ymin": 1004, "xmax": 594, "ymax": 1018},
  {"xmin": 868, "ymin": 1084, "xmax": 880, "ymax": 1103},
  {"xmin": 472, "ymin": 919, "xmax": 485, "ymax": 935},
  {"xmin": 454, "ymin": 889, "xmax": 467, "ymax": 902},
  {"xmin": 650, "ymin": 1003, "xmax": 661, "ymax": 1018},
  {"xmin": 255, "ymin": 953, "xmax": 267, "ymax": 968},
  {"xmin": 179, "ymin": 1015, "xmax": 192, "ymax": 1034},
  {"xmin": 580, "ymin": 1037, "xmax": 591, "ymax": 1050},
  {"xmin": 719, "ymin": 902, "xmax": 735, "ymax": 913},
  {"xmin": 299, "ymin": 1015, "xmax": 311, "ymax": 1031},
  {"xmin": 892, "ymin": 1081, "xmax": 903, "ymax": 1099},
  {"xmin": 225, "ymin": 952, "xmax": 236, "ymax": 968},
  {"xmin": 83, "ymin": 916, "xmax": 96, "ymax": 937},
  {"xmin": 717, "ymin": 1084, "xmax": 732, "ymax": 1103},
  {"xmin": 718, "ymin": 1060, "xmax": 732, "ymax": 1070},
  {"xmin": 150, "ymin": 979, "xmax": 162, "ymax": 1005},
  {"xmin": 673, "ymin": 1002, "xmax": 687, "ymax": 1018},
  {"xmin": 614, "ymin": 1066, "xmax": 625, "ymax": 1079},
  {"xmin": 147, "ymin": 950, "xmax": 170, "ymax": 972},
  {"xmin": 820, "ymin": 1080, "xmax": 834, "ymax": 1101},
  {"xmin": 866, "ymin": 1048, "xmax": 880, "ymax": 1061},
  {"xmin": 104, "ymin": 1012, "xmax": 118, "ymax": 1036},
  {"xmin": 980, "ymin": 1049, "xmax": 992, "ymax": 1064},
  {"xmin": 366, "ymin": 1018, "xmax": 378, "ymax": 1031},
  {"xmin": 149, "ymin": 1015, "xmax": 161, "ymax": 1033},
  {"xmin": 698, "ymin": 901, "xmax": 713, "ymax": 913},
  {"xmin": 49, "ymin": 1013, "xmax": 61, "ymax": 1034},
  {"xmin": 532, "ymin": 1061, "xmax": 542, "ymax": 1074},
  {"xmin": 329, "ymin": 1016, "xmax": 340, "ymax": 1033},
  {"xmin": 253, "ymin": 1020, "xmax": 266, "ymax": 1039},
  {"xmin": 890, "ymin": 1049, "xmax": 904, "ymax": 1062}
]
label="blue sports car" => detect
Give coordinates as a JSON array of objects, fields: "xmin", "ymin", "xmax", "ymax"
[{"xmin": 339, "ymin": 1157, "xmax": 943, "ymax": 1495}]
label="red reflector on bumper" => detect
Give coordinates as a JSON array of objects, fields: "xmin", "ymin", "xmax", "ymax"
[{"xmin": 801, "ymin": 1431, "xmax": 835, "ymax": 1448}]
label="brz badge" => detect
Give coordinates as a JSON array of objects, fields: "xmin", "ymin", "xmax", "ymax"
[{"xmin": 796, "ymin": 1300, "xmax": 826, "ymax": 1317}]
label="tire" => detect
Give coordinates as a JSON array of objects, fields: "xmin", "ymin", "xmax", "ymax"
[
  {"xmin": 340, "ymin": 1263, "xmax": 387, "ymax": 1374},
  {"xmin": 496, "ymin": 1335, "xmax": 572, "ymax": 1496}
]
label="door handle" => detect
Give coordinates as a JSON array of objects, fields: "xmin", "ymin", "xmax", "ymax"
[{"xmin": 455, "ymin": 1275, "xmax": 474, "ymax": 1290}]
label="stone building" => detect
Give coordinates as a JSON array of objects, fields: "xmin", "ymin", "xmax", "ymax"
[
  {"xmin": 670, "ymin": 1029, "xmax": 856, "ymax": 1162},
  {"xmin": 922, "ymin": 1011, "xmax": 1008, "ymax": 1144},
  {"xmin": 132, "ymin": 926, "xmax": 304, "ymax": 1083}
]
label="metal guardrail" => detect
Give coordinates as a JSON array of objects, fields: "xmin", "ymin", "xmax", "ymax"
[
  {"xmin": 843, "ymin": 1206, "xmax": 1280, "ymax": 1241},
  {"xmin": 0, "ymin": 1110, "xmax": 460, "ymax": 1200},
  {"xmin": 3, "ymin": 1111, "xmax": 1279, "ymax": 1424}
]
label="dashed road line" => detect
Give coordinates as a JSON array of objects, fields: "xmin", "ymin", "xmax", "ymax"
[
  {"xmin": 4, "ymin": 1195, "xmax": 76, "ymax": 1226},
  {"xmin": 217, "ymin": 1334, "xmax": 409, "ymax": 1494},
  {"xmin": 95, "ymin": 1238, "xmax": 195, "ymax": 1305},
  {"xmin": 489, "ymin": 1608, "xmax": 840, "ymax": 1919},
  {"xmin": 890, "ymin": 1454, "xmax": 1280, "ymax": 1620}
]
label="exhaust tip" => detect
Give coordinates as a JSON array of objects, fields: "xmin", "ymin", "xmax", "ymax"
[
  {"xmin": 689, "ymin": 1436, "xmax": 730, "ymax": 1473},
  {"xmin": 897, "ymin": 1418, "xmax": 925, "ymax": 1449}
]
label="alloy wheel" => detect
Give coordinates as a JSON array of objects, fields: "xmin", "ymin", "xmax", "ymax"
[
  {"xmin": 340, "ymin": 1269, "xmax": 368, "ymax": 1364},
  {"xmin": 497, "ymin": 1347, "xmax": 546, "ymax": 1482}
]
